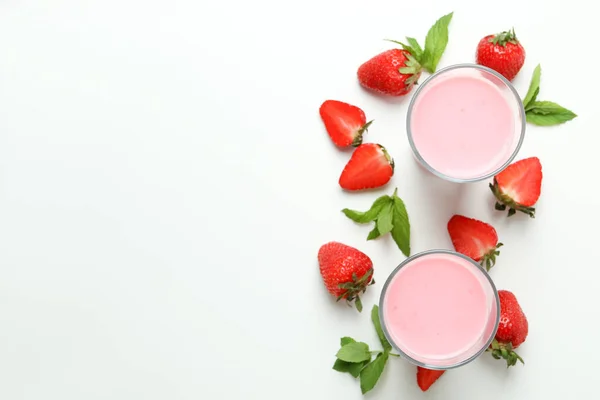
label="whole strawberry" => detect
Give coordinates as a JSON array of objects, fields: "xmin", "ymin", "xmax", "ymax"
[
  {"xmin": 447, "ymin": 215, "xmax": 503, "ymax": 271},
  {"xmin": 488, "ymin": 290, "xmax": 528, "ymax": 367},
  {"xmin": 490, "ymin": 157, "xmax": 543, "ymax": 218},
  {"xmin": 319, "ymin": 100, "xmax": 373, "ymax": 147},
  {"xmin": 339, "ymin": 143, "xmax": 394, "ymax": 191},
  {"xmin": 318, "ymin": 242, "xmax": 374, "ymax": 312},
  {"xmin": 357, "ymin": 12, "xmax": 454, "ymax": 96},
  {"xmin": 476, "ymin": 28, "xmax": 525, "ymax": 81},
  {"xmin": 358, "ymin": 49, "xmax": 422, "ymax": 96}
]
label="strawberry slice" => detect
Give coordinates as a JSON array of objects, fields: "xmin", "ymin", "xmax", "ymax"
[
  {"xmin": 447, "ymin": 215, "xmax": 503, "ymax": 271},
  {"xmin": 339, "ymin": 143, "xmax": 394, "ymax": 191},
  {"xmin": 490, "ymin": 157, "xmax": 543, "ymax": 218},
  {"xmin": 416, "ymin": 367, "xmax": 445, "ymax": 392},
  {"xmin": 319, "ymin": 100, "xmax": 373, "ymax": 147}
]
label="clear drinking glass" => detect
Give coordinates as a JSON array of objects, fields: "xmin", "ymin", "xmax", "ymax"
[
  {"xmin": 379, "ymin": 250, "xmax": 500, "ymax": 370},
  {"xmin": 406, "ymin": 63, "xmax": 526, "ymax": 183}
]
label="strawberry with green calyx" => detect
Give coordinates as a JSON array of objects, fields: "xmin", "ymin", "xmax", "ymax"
[
  {"xmin": 417, "ymin": 367, "xmax": 445, "ymax": 391},
  {"xmin": 339, "ymin": 143, "xmax": 394, "ymax": 191},
  {"xmin": 357, "ymin": 12, "xmax": 453, "ymax": 96},
  {"xmin": 342, "ymin": 188, "xmax": 411, "ymax": 257},
  {"xmin": 490, "ymin": 157, "xmax": 542, "ymax": 218},
  {"xmin": 476, "ymin": 28, "xmax": 525, "ymax": 81},
  {"xmin": 487, "ymin": 290, "xmax": 528, "ymax": 367},
  {"xmin": 447, "ymin": 215, "xmax": 503, "ymax": 271},
  {"xmin": 319, "ymin": 100, "xmax": 373, "ymax": 147},
  {"xmin": 318, "ymin": 242, "xmax": 374, "ymax": 312},
  {"xmin": 332, "ymin": 305, "xmax": 399, "ymax": 394},
  {"xmin": 522, "ymin": 64, "xmax": 577, "ymax": 126}
]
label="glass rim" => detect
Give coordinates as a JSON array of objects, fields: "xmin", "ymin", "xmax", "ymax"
[
  {"xmin": 378, "ymin": 249, "xmax": 501, "ymax": 370},
  {"xmin": 406, "ymin": 63, "xmax": 527, "ymax": 183}
]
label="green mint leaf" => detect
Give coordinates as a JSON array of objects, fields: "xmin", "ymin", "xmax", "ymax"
[
  {"xmin": 525, "ymin": 101, "xmax": 577, "ymax": 126},
  {"xmin": 340, "ymin": 337, "xmax": 356, "ymax": 346},
  {"xmin": 405, "ymin": 37, "xmax": 423, "ymax": 59},
  {"xmin": 342, "ymin": 195, "xmax": 391, "ymax": 223},
  {"xmin": 375, "ymin": 202, "xmax": 394, "ymax": 236},
  {"xmin": 359, "ymin": 352, "xmax": 389, "ymax": 394},
  {"xmin": 336, "ymin": 341, "xmax": 371, "ymax": 363},
  {"xmin": 421, "ymin": 12, "xmax": 454, "ymax": 72},
  {"xmin": 333, "ymin": 359, "xmax": 369, "ymax": 378},
  {"xmin": 522, "ymin": 64, "xmax": 541, "ymax": 108},
  {"xmin": 390, "ymin": 193, "xmax": 411, "ymax": 257},
  {"xmin": 348, "ymin": 360, "xmax": 369, "ymax": 377},
  {"xmin": 366, "ymin": 225, "xmax": 380, "ymax": 240},
  {"xmin": 371, "ymin": 305, "xmax": 392, "ymax": 352}
]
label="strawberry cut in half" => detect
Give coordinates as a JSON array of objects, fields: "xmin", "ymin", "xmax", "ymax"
[
  {"xmin": 490, "ymin": 157, "xmax": 543, "ymax": 218},
  {"xmin": 447, "ymin": 215, "xmax": 503, "ymax": 271},
  {"xmin": 319, "ymin": 100, "xmax": 373, "ymax": 147},
  {"xmin": 339, "ymin": 143, "xmax": 394, "ymax": 191},
  {"xmin": 416, "ymin": 367, "xmax": 445, "ymax": 392}
]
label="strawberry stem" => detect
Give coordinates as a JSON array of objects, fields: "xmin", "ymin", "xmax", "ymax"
[
  {"xmin": 336, "ymin": 268, "xmax": 375, "ymax": 313},
  {"xmin": 399, "ymin": 53, "xmax": 422, "ymax": 87},
  {"xmin": 489, "ymin": 28, "xmax": 519, "ymax": 46},
  {"xmin": 481, "ymin": 243, "xmax": 503, "ymax": 271},
  {"xmin": 487, "ymin": 339, "xmax": 524, "ymax": 368},
  {"xmin": 353, "ymin": 120, "xmax": 374, "ymax": 147},
  {"xmin": 489, "ymin": 180, "xmax": 536, "ymax": 218}
]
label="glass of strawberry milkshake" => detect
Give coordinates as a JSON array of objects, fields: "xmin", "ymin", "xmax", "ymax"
[
  {"xmin": 379, "ymin": 250, "xmax": 500, "ymax": 369},
  {"xmin": 406, "ymin": 63, "xmax": 526, "ymax": 182}
]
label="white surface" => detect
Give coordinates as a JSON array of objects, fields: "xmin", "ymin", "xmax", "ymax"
[{"xmin": 0, "ymin": 0, "xmax": 596, "ymax": 398}]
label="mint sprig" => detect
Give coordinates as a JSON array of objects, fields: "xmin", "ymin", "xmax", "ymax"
[
  {"xmin": 342, "ymin": 188, "xmax": 411, "ymax": 257},
  {"xmin": 421, "ymin": 12, "xmax": 454, "ymax": 72},
  {"xmin": 333, "ymin": 337, "xmax": 371, "ymax": 377},
  {"xmin": 336, "ymin": 341, "xmax": 371, "ymax": 363},
  {"xmin": 332, "ymin": 306, "xmax": 399, "ymax": 394},
  {"xmin": 522, "ymin": 64, "xmax": 577, "ymax": 126},
  {"xmin": 386, "ymin": 11, "xmax": 453, "ymax": 76}
]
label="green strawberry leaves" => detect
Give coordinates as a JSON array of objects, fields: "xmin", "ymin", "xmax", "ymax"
[
  {"xmin": 522, "ymin": 64, "xmax": 577, "ymax": 126},
  {"xmin": 332, "ymin": 306, "xmax": 397, "ymax": 394},
  {"xmin": 487, "ymin": 339, "xmax": 525, "ymax": 368},
  {"xmin": 342, "ymin": 188, "xmax": 411, "ymax": 257},
  {"xmin": 385, "ymin": 11, "xmax": 453, "ymax": 80}
]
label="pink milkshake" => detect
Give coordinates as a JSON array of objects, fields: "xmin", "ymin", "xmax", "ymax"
[
  {"xmin": 407, "ymin": 64, "xmax": 525, "ymax": 182},
  {"xmin": 379, "ymin": 250, "xmax": 499, "ymax": 369}
]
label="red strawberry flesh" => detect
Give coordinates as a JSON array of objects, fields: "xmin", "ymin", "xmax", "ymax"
[
  {"xmin": 447, "ymin": 215, "xmax": 502, "ymax": 271},
  {"xmin": 416, "ymin": 367, "xmax": 445, "ymax": 391},
  {"xmin": 339, "ymin": 143, "xmax": 394, "ymax": 191},
  {"xmin": 490, "ymin": 157, "xmax": 542, "ymax": 217},
  {"xmin": 319, "ymin": 100, "xmax": 371, "ymax": 147}
]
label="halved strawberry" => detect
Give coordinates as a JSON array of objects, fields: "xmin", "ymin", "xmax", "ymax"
[
  {"xmin": 319, "ymin": 100, "xmax": 373, "ymax": 147},
  {"xmin": 447, "ymin": 215, "xmax": 503, "ymax": 271},
  {"xmin": 416, "ymin": 367, "xmax": 445, "ymax": 392},
  {"xmin": 339, "ymin": 143, "xmax": 394, "ymax": 191},
  {"xmin": 490, "ymin": 157, "xmax": 542, "ymax": 218}
]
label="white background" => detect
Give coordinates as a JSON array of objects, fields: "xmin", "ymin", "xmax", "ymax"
[{"xmin": 0, "ymin": 0, "xmax": 596, "ymax": 398}]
